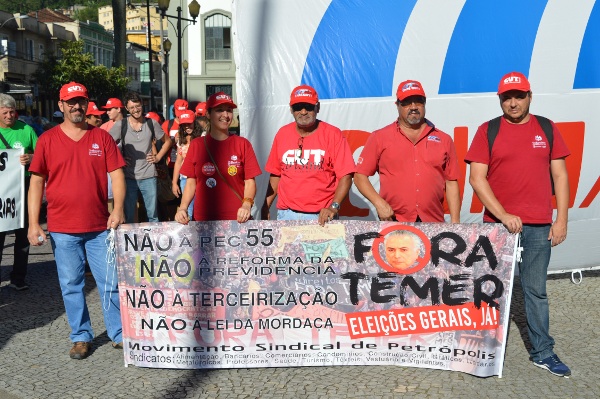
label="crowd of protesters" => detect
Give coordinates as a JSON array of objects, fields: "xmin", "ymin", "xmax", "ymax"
[{"xmin": 0, "ymin": 73, "xmax": 572, "ymax": 378}]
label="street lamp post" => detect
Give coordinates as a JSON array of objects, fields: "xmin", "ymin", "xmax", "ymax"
[
  {"xmin": 0, "ymin": 14, "xmax": 28, "ymax": 30},
  {"xmin": 146, "ymin": 0, "xmax": 155, "ymax": 110},
  {"xmin": 161, "ymin": 38, "xmax": 171, "ymax": 118},
  {"xmin": 182, "ymin": 60, "xmax": 188, "ymax": 100},
  {"xmin": 157, "ymin": 0, "xmax": 200, "ymax": 100}
]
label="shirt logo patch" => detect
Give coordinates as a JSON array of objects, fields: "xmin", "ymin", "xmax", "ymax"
[
  {"xmin": 89, "ymin": 143, "xmax": 103, "ymax": 157},
  {"xmin": 12, "ymin": 141, "xmax": 23, "ymax": 149},
  {"xmin": 532, "ymin": 141, "xmax": 547, "ymax": 149},
  {"xmin": 206, "ymin": 178, "xmax": 217, "ymax": 188},
  {"xmin": 427, "ymin": 135, "xmax": 441, "ymax": 142},
  {"xmin": 202, "ymin": 163, "xmax": 216, "ymax": 176},
  {"xmin": 228, "ymin": 165, "xmax": 238, "ymax": 176},
  {"xmin": 231, "ymin": 155, "xmax": 238, "ymax": 161},
  {"xmin": 357, "ymin": 157, "xmax": 364, "ymax": 164}
]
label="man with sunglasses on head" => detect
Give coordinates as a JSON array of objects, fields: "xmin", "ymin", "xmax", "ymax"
[
  {"xmin": 108, "ymin": 92, "xmax": 171, "ymax": 223},
  {"xmin": 354, "ymin": 80, "xmax": 460, "ymax": 223},
  {"xmin": 465, "ymin": 72, "xmax": 571, "ymax": 377},
  {"xmin": 27, "ymin": 82, "xmax": 126, "ymax": 359},
  {"xmin": 262, "ymin": 85, "xmax": 355, "ymax": 226}
]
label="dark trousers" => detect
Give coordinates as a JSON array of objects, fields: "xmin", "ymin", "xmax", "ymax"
[{"xmin": 0, "ymin": 176, "xmax": 30, "ymax": 284}]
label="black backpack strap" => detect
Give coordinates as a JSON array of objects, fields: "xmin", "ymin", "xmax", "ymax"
[
  {"xmin": 533, "ymin": 115, "xmax": 553, "ymax": 151},
  {"xmin": 486, "ymin": 116, "xmax": 502, "ymax": 155},
  {"xmin": 0, "ymin": 131, "xmax": 11, "ymax": 149},
  {"xmin": 146, "ymin": 118, "xmax": 156, "ymax": 140},
  {"xmin": 168, "ymin": 119, "xmax": 175, "ymax": 132},
  {"xmin": 120, "ymin": 118, "xmax": 128, "ymax": 153}
]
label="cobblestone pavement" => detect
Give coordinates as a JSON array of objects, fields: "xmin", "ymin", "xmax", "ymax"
[{"xmin": 1, "ymin": 230, "xmax": 599, "ymax": 399}]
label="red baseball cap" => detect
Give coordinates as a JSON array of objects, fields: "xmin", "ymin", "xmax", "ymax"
[
  {"xmin": 174, "ymin": 99, "xmax": 189, "ymax": 117},
  {"xmin": 145, "ymin": 111, "xmax": 160, "ymax": 123},
  {"xmin": 60, "ymin": 82, "xmax": 89, "ymax": 101},
  {"xmin": 206, "ymin": 92, "xmax": 237, "ymax": 110},
  {"xmin": 102, "ymin": 98, "xmax": 124, "ymax": 109},
  {"xmin": 86, "ymin": 102, "xmax": 105, "ymax": 116},
  {"xmin": 178, "ymin": 111, "xmax": 195, "ymax": 125},
  {"xmin": 195, "ymin": 102, "xmax": 207, "ymax": 116},
  {"xmin": 396, "ymin": 80, "xmax": 426, "ymax": 101},
  {"xmin": 497, "ymin": 72, "xmax": 531, "ymax": 95},
  {"xmin": 289, "ymin": 85, "xmax": 318, "ymax": 105}
]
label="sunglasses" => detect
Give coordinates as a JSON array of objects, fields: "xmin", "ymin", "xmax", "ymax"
[
  {"xmin": 62, "ymin": 98, "xmax": 89, "ymax": 107},
  {"xmin": 399, "ymin": 96, "xmax": 426, "ymax": 107},
  {"xmin": 292, "ymin": 103, "xmax": 316, "ymax": 112}
]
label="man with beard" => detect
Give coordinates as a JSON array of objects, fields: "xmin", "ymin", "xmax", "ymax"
[
  {"xmin": 354, "ymin": 80, "xmax": 460, "ymax": 223},
  {"xmin": 27, "ymin": 82, "xmax": 126, "ymax": 359},
  {"xmin": 261, "ymin": 85, "xmax": 355, "ymax": 226},
  {"xmin": 109, "ymin": 92, "xmax": 171, "ymax": 223}
]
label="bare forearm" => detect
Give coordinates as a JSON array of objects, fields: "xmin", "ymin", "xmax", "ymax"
[
  {"xmin": 445, "ymin": 180, "xmax": 461, "ymax": 223},
  {"xmin": 332, "ymin": 174, "xmax": 353, "ymax": 204}
]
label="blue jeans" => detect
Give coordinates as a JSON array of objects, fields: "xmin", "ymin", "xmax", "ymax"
[
  {"xmin": 277, "ymin": 209, "xmax": 320, "ymax": 221},
  {"xmin": 180, "ymin": 176, "xmax": 193, "ymax": 219},
  {"xmin": 125, "ymin": 177, "xmax": 158, "ymax": 223},
  {"xmin": 519, "ymin": 224, "xmax": 554, "ymax": 361},
  {"xmin": 50, "ymin": 230, "xmax": 122, "ymax": 344}
]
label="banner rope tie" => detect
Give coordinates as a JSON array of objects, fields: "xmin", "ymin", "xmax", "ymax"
[{"xmin": 104, "ymin": 228, "xmax": 117, "ymax": 312}]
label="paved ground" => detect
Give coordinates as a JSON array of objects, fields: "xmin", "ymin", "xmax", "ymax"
[{"xmin": 1, "ymin": 229, "xmax": 599, "ymax": 399}]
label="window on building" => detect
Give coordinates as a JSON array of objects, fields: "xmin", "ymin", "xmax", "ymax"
[
  {"xmin": 206, "ymin": 85, "xmax": 232, "ymax": 99},
  {"xmin": 205, "ymin": 13, "xmax": 231, "ymax": 60},
  {"xmin": 38, "ymin": 44, "xmax": 44, "ymax": 61},
  {"xmin": 25, "ymin": 39, "xmax": 34, "ymax": 60}
]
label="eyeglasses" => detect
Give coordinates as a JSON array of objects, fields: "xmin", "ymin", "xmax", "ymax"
[
  {"xmin": 398, "ymin": 96, "xmax": 426, "ymax": 107},
  {"xmin": 127, "ymin": 104, "xmax": 143, "ymax": 111},
  {"xmin": 62, "ymin": 98, "xmax": 89, "ymax": 107},
  {"xmin": 292, "ymin": 103, "xmax": 316, "ymax": 112}
]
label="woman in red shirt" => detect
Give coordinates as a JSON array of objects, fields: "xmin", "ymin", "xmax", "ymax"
[{"xmin": 175, "ymin": 92, "xmax": 261, "ymax": 223}]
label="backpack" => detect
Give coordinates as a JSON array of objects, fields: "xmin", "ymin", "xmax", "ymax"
[
  {"xmin": 120, "ymin": 118, "xmax": 175, "ymax": 202},
  {"xmin": 486, "ymin": 115, "xmax": 555, "ymax": 194}
]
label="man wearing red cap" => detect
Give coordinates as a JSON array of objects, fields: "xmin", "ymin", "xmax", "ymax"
[
  {"xmin": 262, "ymin": 85, "xmax": 355, "ymax": 226},
  {"xmin": 100, "ymin": 97, "xmax": 125, "ymax": 133},
  {"xmin": 195, "ymin": 102, "xmax": 209, "ymax": 135},
  {"xmin": 27, "ymin": 82, "xmax": 126, "ymax": 359},
  {"xmin": 354, "ymin": 80, "xmax": 460, "ymax": 223},
  {"xmin": 465, "ymin": 72, "xmax": 571, "ymax": 377},
  {"xmin": 85, "ymin": 101, "xmax": 105, "ymax": 127}
]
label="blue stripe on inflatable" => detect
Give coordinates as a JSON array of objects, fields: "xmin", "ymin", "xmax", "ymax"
[
  {"xmin": 574, "ymin": 1, "xmax": 600, "ymax": 89},
  {"xmin": 439, "ymin": 0, "xmax": 547, "ymax": 94},
  {"xmin": 302, "ymin": 0, "xmax": 417, "ymax": 100}
]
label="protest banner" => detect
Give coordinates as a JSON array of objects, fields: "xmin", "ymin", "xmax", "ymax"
[
  {"xmin": 0, "ymin": 148, "xmax": 24, "ymax": 232},
  {"xmin": 115, "ymin": 221, "xmax": 517, "ymax": 377}
]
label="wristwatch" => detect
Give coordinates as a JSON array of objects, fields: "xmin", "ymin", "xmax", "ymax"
[{"xmin": 330, "ymin": 202, "xmax": 340, "ymax": 211}]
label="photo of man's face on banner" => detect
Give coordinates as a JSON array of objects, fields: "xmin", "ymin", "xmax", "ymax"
[{"xmin": 372, "ymin": 225, "xmax": 431, "ymax": 274}]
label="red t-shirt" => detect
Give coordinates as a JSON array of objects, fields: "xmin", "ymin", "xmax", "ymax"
[
  {"xmin": 356, "ymin": 120, "xmax": 459, "ymax": 222},
  {"xmin": 265, "ymin": 121, "xmax": 355, "ymax": 212},
  {"xmin": 180, "ymin": 134, "xmax": 262, "ymax": 221},
  {"xmin": 464, "ymin": 116, "xmax": 570, "ymax": 223},
  {"xmin": 29, "ymin": 125, "xmax": 126, "ymax": 233}
]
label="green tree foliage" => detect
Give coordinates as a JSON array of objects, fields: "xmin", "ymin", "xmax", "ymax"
[{"xmin": 34, "ymin": 40, "xmax": 129, "ymax": 103}]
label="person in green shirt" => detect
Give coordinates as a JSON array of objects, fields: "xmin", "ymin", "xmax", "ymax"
[{"xmin": 0, "ymin": 93, "xmax": 37, "ymax": 290}]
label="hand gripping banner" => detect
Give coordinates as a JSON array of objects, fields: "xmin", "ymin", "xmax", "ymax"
[{"xmin": 115, "ymin": 221, "xmax": 517, "ymax": 377}]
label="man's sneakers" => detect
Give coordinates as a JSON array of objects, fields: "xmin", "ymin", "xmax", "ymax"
[
  {"xmin": 8, "ymin": 281, "xmax": 29, "ymax": 291},
  {"xmin": 533, "ymin": 354, "xmax": 571, "ymax": 377},
  {"xmin": 112, "ymin": 342, "xmax": 123, "ymax": 349},
  {"xmin": 69, "ymin": 342, "xmax": 91, "ymax": 360}
]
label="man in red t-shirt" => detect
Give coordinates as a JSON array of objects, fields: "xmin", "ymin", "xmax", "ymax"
[
  {"xmin": 27, "ymin": 82, "xmax": 126, "ymax": 360},
  {"xmin": 261, "ymin": 85, "xmax": 355, "ymax": 226},
  {"xmin": 355, "ymin": 80, "xmax": 460, "ymax": 223},
  {"xmin": 100, "ymin": 97, "xmax": 125, "ymax": 133},
  {"xmin": 465, "ymin": 72, "xmax": 571, "ymax": 377}
]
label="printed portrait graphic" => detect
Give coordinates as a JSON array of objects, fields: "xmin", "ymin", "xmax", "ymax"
[{"xmin": 372, "ymin": 225, "xmax": 431, "ymax": 274}]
